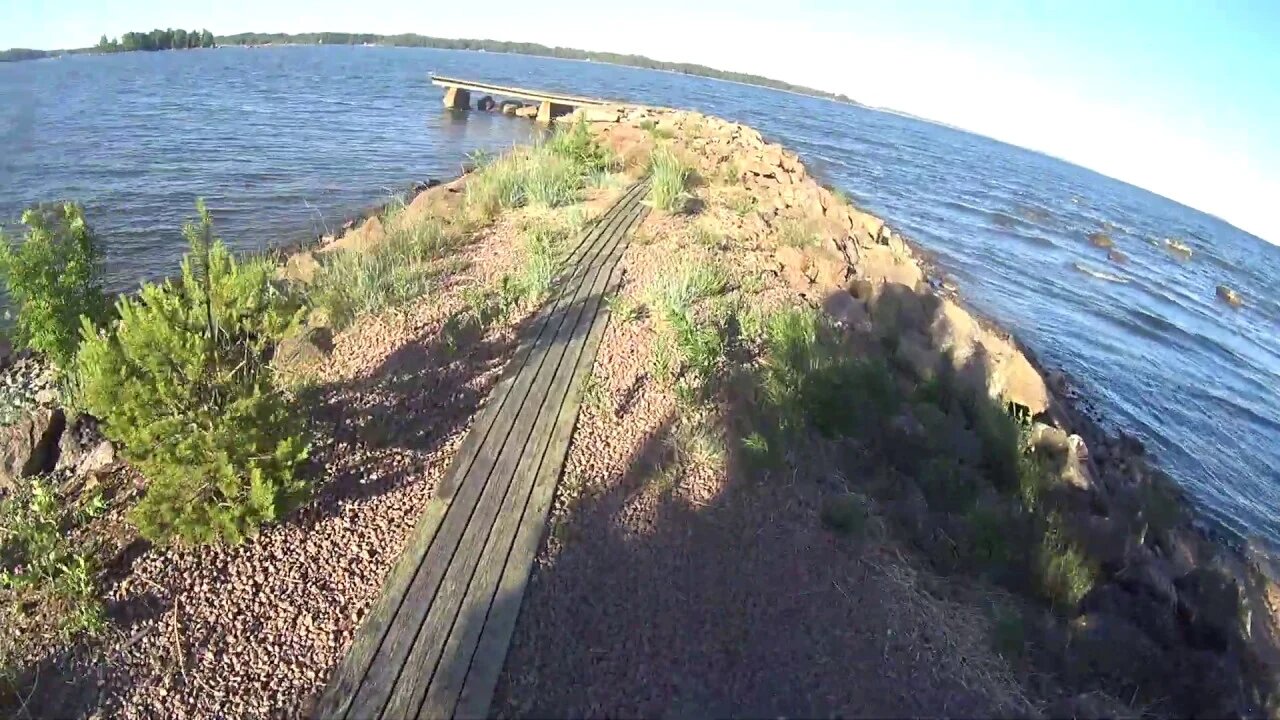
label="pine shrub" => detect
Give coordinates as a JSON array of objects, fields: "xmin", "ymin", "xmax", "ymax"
[
  {"xmin": 0, "ymin": 202, "xmax": 109, "ymax": 369},
  {"xmin": 76, "ymin": 202, "xmax": 308, "ymax": 544}
]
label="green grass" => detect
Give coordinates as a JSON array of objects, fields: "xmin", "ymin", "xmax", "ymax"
[
  {"xmin": 991, "ymin": 605, "xmax": 1029, "ymax": 661},
  {"xmin": 442, "ymin": 219, "xmax": 569, "ymax": 348},
  {"xmin": 775, "ymin": 217, "xmax": 820, "ymax": 248},
  {"xmin": 648, "ymin": 145, "xmax": 693, "ymax": 213},
  {"xmin": 718, "ymin": 160, "xmax": 741, "ymax": 186},
  {"xmin": 646, "ymin": 260, "xmax": 730, "ymax": 318},
  {"xmin": 309, "ymin": 214, "xmax": 458, "ymax": 328},
  {"xmin": 605, "ymin": 293, "xmax": 645, "ymax": 322},
  {"xmin": 0, "ymin": 478, "xmax": 105, "ymax": 644},
  {"xmin": 1035, "ymin": 516, "xmax": 1097, "ymax": 611},
  {"xmin": 691, "ymin": 224, "xmax": 724, "ymax": 249},
  {"xmin": 464, "ymin": 121, "xmax": 617, "ymax": 222},
  {"xmin": 821, "ymin": 493, "xmax": 870, "ymax": 536},
  {"xmin": 725, "ymin": 191, "xmax": 758, "ymax": 216},
  {"xmin": 638, "ymin": 119, "xmax": 675, "ymax": 140}
]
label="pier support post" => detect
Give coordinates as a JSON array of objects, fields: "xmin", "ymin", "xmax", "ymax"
[{"xmin": 443, "ymin": 87, "xmax": 472, "ymax": 110}]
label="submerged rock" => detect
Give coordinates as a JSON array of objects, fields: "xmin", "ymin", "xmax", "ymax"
[
  {"xmin": 1165, "ymin": 238, "xmax": 1194, "ymax": 259},
  {"xmin": 1088, "ymin": 231, "xmax": 1114, "ymax": 248},
  {"xmin": 1107, "ymin": 249, "xmax": 1129, "ymax": 264},
  {"xmin": 1216, "ymin": 284, "xmax": 1244, "ymax": 308}
]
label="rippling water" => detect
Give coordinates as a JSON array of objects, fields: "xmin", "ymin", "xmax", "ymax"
[{"xmin": 2, "ymin": 46, "xmax": 1277, "ymax": 545}]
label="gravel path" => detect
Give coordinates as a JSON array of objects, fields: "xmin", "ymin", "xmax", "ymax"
[{"xmin": 492, "ymin": 213, "xmax": 1032, "ymax": 718}]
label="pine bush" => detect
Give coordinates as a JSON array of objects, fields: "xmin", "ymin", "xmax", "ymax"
[
  {"xmin": 76, "ymin": 202, "xmax": 309, "ymax": 544},
  {"xmin": 0, "ymin": 202, "xmax": 108, "ymax": 369}
]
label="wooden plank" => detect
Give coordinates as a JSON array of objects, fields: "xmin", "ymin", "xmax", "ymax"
[
  {"xmin": 380, "ymin": 195, "xmax": 643, "ymax": 720},
  {"xmin": 436, "ymin": 178, "xmax": 646, "ymax": 502},
  {"xmin": 429, "ymin": 75, "xmax": 608, "ymax": 106},
  {"xmin": 417, "ymin": 199, "xmax": 649, "ymax": 719},
  {"xmin": 315, "ymin": 181, "xmax": 645, "ymax": 719},
  {"xmin": 451, "ymin": 202, "xmax": 649, "ymax": 720},
  {"xmin": 337, "ymin": 183, "xmax": 647, "ymax": 719}
]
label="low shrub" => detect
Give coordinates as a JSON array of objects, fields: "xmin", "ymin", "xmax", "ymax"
[
  {"xmin": 756, "ymin": 306, "xmax": 899, "ymax": 442},
  {"xmin": 821, "ymin": 493, "xmax": 869, "ymax": 536},
  {"xmin": 0, "ymin": 202, "xmax": 109, "ymax": 369},
  {"xmin": 77, "ymin": 202, "xmax": 309, "ymax": 544},
  {"xmin": 1035, "ymin": 515, "xmax": 1097, "ymax": 610},
  {"xmin": 648, "ymin": 145, "xmax": 692, "ymax": 213},
  {"xmin": 0, "ymin": 477, "xmax": 103, "ymax": 642}
]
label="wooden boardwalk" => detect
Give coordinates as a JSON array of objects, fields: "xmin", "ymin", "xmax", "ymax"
[{"xmin": 317, "ymin": 180, "xmax": 651, "ymax": 720}]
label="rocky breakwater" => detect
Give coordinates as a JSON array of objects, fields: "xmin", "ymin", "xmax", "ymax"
[{"xmin": 568, "ymin": 103, "xmax": 1280, "ymax": 715}]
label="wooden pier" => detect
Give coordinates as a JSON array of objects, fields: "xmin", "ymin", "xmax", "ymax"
[
  {"xmin": 430, "ymin": 75, "xmax": 609, "ymax": 123},
  {"xmin": 317, "ymin": 179, "xmax": 650, "ymax": 719}
]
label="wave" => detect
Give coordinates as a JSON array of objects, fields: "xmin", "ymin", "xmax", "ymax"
[{"xmin": 1072, "ymin": 262, "xmax": 1128, "ymax": 283}]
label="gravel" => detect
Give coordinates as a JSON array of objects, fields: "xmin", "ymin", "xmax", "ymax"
[{"xmin": 490, "ymin": 205, "xmax": 1034, "ymax": 718}]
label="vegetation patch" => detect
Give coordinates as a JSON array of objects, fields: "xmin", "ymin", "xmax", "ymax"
[
  {"xmin": 309, "ymin": 210, "xmax": 459, "ymax": 329},
  {"xmin": 464, "ymin": 121, "xmax": 617, "ymax": 222},
  {"xmin": 76, "ymin": 203, "xmax": 309, "ymax": 545},
  {"xmin": 0, "ymin": 202, "xmax": 109, "ymax": 370},
  {"xmin": 647, "ymin": 145, "xmax": 693, "ymax": 213}
]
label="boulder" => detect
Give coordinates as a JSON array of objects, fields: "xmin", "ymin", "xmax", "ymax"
[
  {"xmin": 1080, "ymin": 581, "xmax": 1180, "ymax": 649},
  {"xmin": 0, "ymin": 406, "xmax": 65, "ymax": 491},
  {"xmin": 476, "ymin": 95, "xmax": 496, "ymax": 112},
  {"xmin": 820, "ymin": 290, "xmax": 870, "ymax": 330},
  {"xmin": 515, "ymin": 105, "xmax": 539, "ymax": 119},
  {"xmin": 276, "ymin": 326, "xmax": 335, "ymax": 369},
  {"xmin": 1175, "ymin": 568, "xmax": 1244, "ymax": 651},
  {"xmin": 856, "ymin": 245, "xmax": 924, "ymax": 290},
  {"xmin": 1067, "ymin": 612, "xmax": 1164, "ymax": 690},
  {"xmin": 894, "ymin": 330, "xmax": 940, "ymax": 382},
  {"xmin": 1216, "ymin": 285, "xmax": 1243, "ymax": 308},
  {"xmin": 807, "ymin": 246, "xmax": 849, "ymax": 290},
  {"xmin": 56, "ymin": 415, "xmax": 117, "ymax": 476},
  {"xmin": 775, "ymin": 246, "xmax": 810, "ymax": 290}
]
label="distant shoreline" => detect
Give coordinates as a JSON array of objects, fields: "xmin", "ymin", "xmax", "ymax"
[{"xmin": 0, "ymin": 31, "xmax": 862, "ymax": 109}]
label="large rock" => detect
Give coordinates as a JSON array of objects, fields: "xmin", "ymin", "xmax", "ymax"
[
  {"xmin": 820, "ymin": 290, "xmax": 870, "ymax": 330},
  {"xmin": 276, "ymin": 326, "xmax": 335, "ymax": 369},
  {"xmin": 1175, "ymin": 567, "xmax": 1244, "ymax": 651},
  {"xmin": 856, "ymin": 245, "xmax": 924, "ymax": 290},
  {"xmin": 56, "ymin": 415, "xmax": 117, "ymax": 477},
  {"xmin": 775, "ymin": 246, "xmax": 810, "ymax": 290},
  {"xmin": 0, "ymin": 406, "xmax": 65, "ymax": 491},
  {"xmin": 1067, "ymin": 612, "xmax": 1164, "ymax": 690}
]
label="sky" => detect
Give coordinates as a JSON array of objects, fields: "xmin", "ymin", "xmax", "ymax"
[{"xmin": 3, "ymin": 0, "xmax": 1278, "ymax": 245}]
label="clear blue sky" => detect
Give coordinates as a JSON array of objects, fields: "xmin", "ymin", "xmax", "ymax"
[{"xmin": 3, "ymin": 0, "xmax": 1278, "ymax": 243}]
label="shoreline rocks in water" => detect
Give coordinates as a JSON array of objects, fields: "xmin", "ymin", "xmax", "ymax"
[
  {"xmin": 1088, "ymin": 230, "xmax": 1114, "ymax": 248},
  {"xmin": 1217, "ymin": 284, "xmax": 1244, "ymax": 308}
]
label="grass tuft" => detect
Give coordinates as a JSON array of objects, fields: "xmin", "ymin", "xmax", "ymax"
[
  {"xmin": 309, "ymin": 212, "xmax": 458, "ymax": 328},
  {"xmin": 775, "ymin": 217, "xmax": 820, "ymax": 248},
  {"xmin": 648, "ymin": 145, "xmax": 693, "ymax": 213},
  {"xmin": 464, "ymin": 121, "xmax": 616, "ymax": 223}
]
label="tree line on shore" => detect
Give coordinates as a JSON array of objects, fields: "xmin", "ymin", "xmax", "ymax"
[{"xmin": 96, "ymin": 29, "xmax": 215, "ymax": 53}]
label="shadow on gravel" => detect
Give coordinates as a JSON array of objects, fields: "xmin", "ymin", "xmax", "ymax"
[{"xmin": 485, "ymin": 279, "xmax": 1272, "ymax": 718}]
